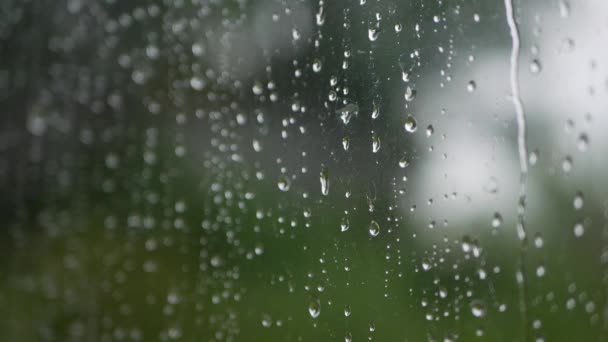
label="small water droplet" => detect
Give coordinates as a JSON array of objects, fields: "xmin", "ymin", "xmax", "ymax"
[
  {"xmin": 312, "ymin": 58, "xmax": 322, "ymax": 73},
  {"xmin": 492, "ymin": 212, "xmax": 503, "ymax": 228},
  {"xmin": 369, "ymin": 220, "xmax": 380, "ymax": 237},
  {"xmin": 277, "ymin": 175, "xmax": 291, "ymax": 192},
  {"xmin": 577, "ymin": 133, "xmax": 589, "ymax": 152},
  {"xmin": 467, "ymin": 80, "xmax": 477, "ymax": 92},
  {"xmin": 368, "ymin": 27, "xmax": 380, "ymax": 41},
  {"xmin": 340, "ymin": 217, "xmax": 350, "ymax": 232},
  {"xmin": 404, "ymin": 86, "xmax": 416, "ymax": 101},
  {"xmin": 308, "ymin": 299, "xmax": 321, "ymax": 318},
  {"xmin": 399, "ymin": 154, "xmax": 410, "ymax": 168},
  {"xmin": 337, "ymin": 103, "xmax": 359, "ymax": 125},
  {"xmin": 470, "ymin": 300, "xmax": 487, "ymax": 318},
  {"xmin": 530, "ymin": 59, "xmax": 542, "ymax": 74},
  {"xmin": 573, "ymin": 221, "xmax": 585, "ymax": 237},
  {"xmin": 562, "ymin": 156, "xmax": 573, "ymax": 173},
  {"xmin": 371, "ymin": 102, "xmax": 380, "ymax": 119},
  {"xmin": 404, "ymin": 115, "xmax": 418, "ymax": 133},
  {"xmin": 372, "ymin": 133, "xmax": 381, "ymax": 153},
  {"xmin": 426, "ymin": 125, "xmax": 434, "ymax": 137},
  {"xmin": 320, "ymin": 165, "xmax": 329, "ymax": 196},
  {"xmin": 342, "ymin": 137, "xmax": 350, "ymax": 151},
  {"xmin": 573, "ymin": 191, "xmax": 584, "ymax": 210}
]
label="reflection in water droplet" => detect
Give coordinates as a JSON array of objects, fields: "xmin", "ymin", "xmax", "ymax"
[
  {"xmin": 530, "ymin": 59, "xmax": 542, "ymax": 74},
  {"xmin": 340, "ymin": 217, "xmax": 350, "ymax": 232},
  {"xmin": 337, "ymin": 103, "xmax": 359, "ymax": 125},
  {"xmin": 277, "ymin": 175, "xmax": 291, "ymax": 192},
  {"xmin": 421, "ymin": 258, "xmax": 432, "ymax": 271},
  {"xmin": 368, "ymin": 27, "xmax": 380, "ymax": 41},
  {"xmin": 342, "ymin": 137, "xmax": 350, "ymax": 151},
  {"xmin": 573, "ymin": 222, "xmax": 584, "ymax": 237},
  {"xmin": 372, "ymin": 133, "xmax": 381, "ymax": 153},
  {"xmin": 470, "ymin": 300, "xmax": 487, "ymax": 318},
  {"xmin": 404, "ymin": 115, "xmax": 418, "ymax": 133},
  {"xmin": 577, "ymin": 133, "xmax": 588, "ymax": 152},
  {"xmin": 404, "ymin": 86, "xmax": 416, "ymax": 101},
  {"xmin": 320, "ymin": 166, "xmax": 329, "ymax": 196},
  {"xmin": 562, "ymin": 156, "xmax": 573, "ymax": 173},
  {"xmin": 344, "ymin": 305, "xmax": 352, "ymax": 317},
  {"xmin": 492, "ymin": 212, "xmax": 503, "ymax": 228},
  {"xmin": 399, "ymin": 154, "xmax": 410, "ymax": 168},
  {"xmin": 467, "ymin": 80, "xmax": 477, "ymax": 92},
  {"xmin": 308, "ymin": 299, "xmax": 321, "ymax": 318},
  {"xmin": 369, "ymin": 220, "xmax": 380, "ymax": 237},
  {"xmin": 371, "ymin": 102, "xmax": 380, "ymax": 119},
  {"xmin": 573, "ymin": 191, "xmax": 584, "ymax": 210},
  {"xmin": 312, "ymin": 58, "xmax": 322, "ymax": 73}
]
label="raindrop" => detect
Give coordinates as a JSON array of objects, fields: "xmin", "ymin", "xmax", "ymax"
[
  {"xmin": 277, "ymin": 175, "xmax": 291, "ymax": 192},
  {"xmin": 252, "ymin": 81, "xmax": 264, "ymax": 95},
  {"xmin": 312, "ymin": 58, "xmax": 322, "ymax": 73},
  {"xmin": 470, "ymin": 300, "xmax": 487, "ymax": 318},
  {"xmin": 534, "ymin": 233, "xmax": 544, "ymax": 248},
  {"xmin": 421, "ymin": 258, "xmax": 432, "ymax": 271},
  {"xmin": 467, "ymin": 80, "xmax": 476, "ymax": 92},
  {"xmin": 483, "ymin": 177, "xmax": 499, "ymax": 194},
  {"xmin": 372, "ymin": 133, "xmax": 381, "ymax": 153},
  {"xmin": 368, "ymin": 27, "xmax": 380, "ymax": 41},
  {"xmin": 344, "ymin": 305, "xmax": 352, "ymax": 317},
  {"xmin": 371, "ymin": 102, "xmax": 380, "ymax": 119},
  {"xmin": 292, "ymin": 28, "xmax": 301, "ymax": 41},
  {"xmin": 369, "ymin": 220, "xmax": 380, "ymax": 237},
  {"xmin": 530, "ymin": 59, "xmax": 542, "ymax": 74},
  {"xmin": 573, "ymin": 222, "xmax": 584, "ymax": 237},
  {"xmin": 308, "ymin": 299, "xmax": 321, "ymax": 318},
  {"xmin": 573, "ymin": 191, "xmax": 584, "ymax": 210},
  {"xmin": 399, "ymin": 154, "xmax": 410, "ymax": 168},
  {"xmin": 425, "ymin": 125, "xmax": 434, "ymax": 137},
  {"xmin": 342, "ymin": 137, "xmax": 350, "ymax": 151},
  {"xmin": 340, "ymin": 217, "xmax": 350, "ymax": 232},
  {"xmin": 404, "ymin": 86, "xmax": 416, "ymax": 101},
  {"xmin": 320, "ymin": 166, "xmax": 329, "ymax": 196},
  {"xmin": 562, "ymin": 156, "xmax": 573, "ymax": 173},
  {"xmin": 577, "ymin": 133, "xmax": 589, "ymax": 152},
  {"xmin": 337, "ymin": 103, "xmax": 359, "ymax": 125},
  {"xmin": 492, "ymin": 212, "xmax": 503, "ymax": 228},
  {"xmin": 404, "ymin": 115, "xmax": 418, "ymax": 133}
]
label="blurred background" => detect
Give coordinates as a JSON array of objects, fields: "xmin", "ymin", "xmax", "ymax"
[{"xmin": 1, "ymin": 0, "xmax": 607, "ymax": 341}]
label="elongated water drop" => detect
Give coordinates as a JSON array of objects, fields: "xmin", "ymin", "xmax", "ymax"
[
  {"xmin": 372, "ymin": 133, "xmax": 381, "ymax": 153},
  {"xmin": 320, "ymin": 165, "xmax": 329, "ymax": 196}
]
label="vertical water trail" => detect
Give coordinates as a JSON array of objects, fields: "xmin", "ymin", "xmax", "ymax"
[{"xmin": 504, "ymin": 0, "xmax": 530, "ymax": 340}]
